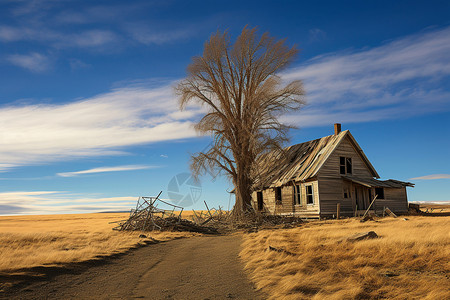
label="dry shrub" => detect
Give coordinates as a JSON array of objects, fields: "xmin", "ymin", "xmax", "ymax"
[
  {"xmin": 240, "ymin": 216, "xmax": 450, "ymax": 299},
  {"xmin": 0, "ymin": 213, "xmax": 196, "ymax": 274}
]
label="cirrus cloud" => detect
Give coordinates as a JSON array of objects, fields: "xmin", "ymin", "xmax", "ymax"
[
  {"xmin": 409, "ymin": 174, "xmax": 450, "ymax": 180},
  {"xmin": 57, "ymin": 164, "xmax": 158, "ymax": 177},
  {"xmin": 0, "ymin": 190, "xmax": 138, "ymax": 215},
  {"xmin": 0, "ymin": 82, "xmax": 202, "ymax": 171},
  {"xmin": 7, "ymin": 52, "xmax": 51, "ymax": 72},
  {"xmin": 282, "ymin": 26, "xmax": 450, "ymax": 127}
]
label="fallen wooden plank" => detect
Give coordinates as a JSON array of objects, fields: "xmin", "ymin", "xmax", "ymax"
[{"xmin": 384, "ymin": 207, "xmax": 397, "ymax": 218}]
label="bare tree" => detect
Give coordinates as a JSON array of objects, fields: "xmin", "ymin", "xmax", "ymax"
[{"xmin": 175, "ymin": 27, "xmax": 305, "ymax": 217}]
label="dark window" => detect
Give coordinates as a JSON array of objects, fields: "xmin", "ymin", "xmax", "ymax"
[
  {"xmin": 343, "ymin": 187, "xmax": 349, "ymax": 199},
  {"xmin": 346, "ymin": 157, "xmax": 352, "ymax": 174},
  {"xmin": 276, "ymin": 187, "xmax": 282, "ymax": 205},
  {"xmin": 294, "ymin": 184, "xmax": 301, "ymax": 205},
  {"xmin": 340, "ymin": 157, "xmax": 352, "ymax": 174},
  {"xmin": 257, "ymin": 191, "xmax": 263, "ymax": 210},
  {"xmin": 306, "ymin": 185, "xmax": 314, "ymax": 204},
  {"xmin": 375, "ymin": 187, "xmax": 385, "ymax": 199},
  {"xmin": 340, "ymin": 157, "xmax": 346, "ymax": 174}
]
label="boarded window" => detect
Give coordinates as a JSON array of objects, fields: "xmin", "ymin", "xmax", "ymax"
[
  {"xmin": 306, "ymin": 185, "xmax": 314, "ymax": 204},
  {"xmin": 294, "ymin": 184, "xmax": 301, "ymax": 205},
  {"xmin": 340, "ymin": 157, "xmax": 352, "ymax": 174},
  {"xmin": 375, "ymin": 187, "xmax": 385, "ymax": 199},
  {"xmin": 275, "ymin": 187, "xmax": 282, "ymax": 205}
]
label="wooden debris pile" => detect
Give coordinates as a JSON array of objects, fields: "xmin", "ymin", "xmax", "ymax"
[
  {"xmin": 189, "ymin": 201, "xmax": 303, "ymax": 232},
  {"xmin": 189, "ymin": 201, "xmax": 231, "ymax": 227},
  {"xmin": 154, "ymin": 217, "xmax": 218, "ymax": 234},
  {"xmin": 113, "ymin": 192, "xmax": 217, "ymax": 234},
  {"xmin": 113, "ymin": 193, "xmax": 304, "ymax": 234}
]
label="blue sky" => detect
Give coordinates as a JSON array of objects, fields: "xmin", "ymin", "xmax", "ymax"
[{"xmin": 0, "ymin": 0, "xmax": 449, "ymax": 215}]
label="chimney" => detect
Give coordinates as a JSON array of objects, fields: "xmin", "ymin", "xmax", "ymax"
[{"xmin": 334, "ymin": 123, "xmax": 341, "ymax": 135}]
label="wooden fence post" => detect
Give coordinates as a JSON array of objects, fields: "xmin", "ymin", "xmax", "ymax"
[{"xmin": 337, "ymin": 203, "xmax": 340, "ymax": 219}]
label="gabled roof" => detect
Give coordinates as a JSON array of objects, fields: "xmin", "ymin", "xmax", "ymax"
[{"xmin": 254, "ymin": 130, "xmax": 379, "ymax": 189}]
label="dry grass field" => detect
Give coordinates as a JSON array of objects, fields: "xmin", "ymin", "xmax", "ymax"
[
  {"xmin": 241, "ymin": 216, "xmax": 450, "ymax": 299},
  {"xmin": 0, "ymin": 213, "xmax": 197, "ymax": 278}
]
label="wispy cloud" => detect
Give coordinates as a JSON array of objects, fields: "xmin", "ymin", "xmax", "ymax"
[
  {"xmin": 10, "ymin": 0, "xmax": 57, "ymax": 17},
  {"xmin": 0, "ymin": 26, "xmax": 27, "ymax": 41},
  {"xmin": 126, "ymin": 24, "xmax": 194, "ymax": 45},
  {"xmin": 0, "ymin": 26, "xmax": 55, "ymax": 42},
  {"xmin": 69, "ymin": 58, "xmax": 90, "ymax": 70},
  {"xmin": 309, "ymin": 28, "xmax": 327, "ymax": 42},
  {"xmin": 57, "ymin": 164, "xmax": 156, "ymax": 177},
  {"xmin": 0, "ymin": 26, "xmax": 119, "ymax": 49},
  {"xmin": 410, "ymin": 174, "xmax": 450, "ymax": 180},
  {"xmin": 53, "ymin": 5, "xmax": 128, "ymax": 25},
  {"xmin": 0, "ymin": 82, "xmax": 202, "ymax": 171},
  {"xmin": 6, "ymin": 52, "xmax": 51, "ymax": 72},
  {"xmin": 0, "ymin": 190, "xmax": 137, "ymax": 215},
  {"xmin": 60, "ymin": 30, "xmax": 118, "ymax": 48},
  {"xmin": 0, "ymin": 1, "xmax": 122, "ymax": 50},
  {"xmin": 0, "ymin": 2, "xmax": 194, "ymax": 51},
  {"xmin": 282, "ymin": 26, "xmax": 450, "ymax": 127}
]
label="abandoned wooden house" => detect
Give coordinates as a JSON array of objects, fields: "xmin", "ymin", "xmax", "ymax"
[{"xmin": 252, "ymin": 124, "xmax": 414, "ymax": 218}]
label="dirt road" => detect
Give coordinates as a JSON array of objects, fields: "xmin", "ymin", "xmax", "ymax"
[{"xmin": 3, "ymin": 234, "xmax": 264, "ymax": 300}]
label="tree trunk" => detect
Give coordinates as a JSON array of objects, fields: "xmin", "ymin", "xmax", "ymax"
[{"xmin": 232, "ymin": 172, "xmax": 254, "ymax": 218}]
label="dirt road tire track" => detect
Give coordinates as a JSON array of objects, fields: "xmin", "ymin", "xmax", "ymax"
[{"xmin": 2, "ymin": 234, "xmax": 264, "ymax": 299}]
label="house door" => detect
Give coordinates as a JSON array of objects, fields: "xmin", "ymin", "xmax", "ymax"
[
  {"xmin": 257, "ymin": 191, "xmax": 263, "ymax": 211},
  {"xmin": 354, "ymin": 186, "xmax": 367, "ymax": 210}
]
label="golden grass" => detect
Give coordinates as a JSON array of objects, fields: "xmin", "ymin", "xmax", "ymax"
[
  {"xmin": 240, "ymin": 216, "xmax": 450, "ymax": 299},
  {"xmin": 418, "ymin": 203, "xmax": 450, "ymax": 213},
  {"xmin": 0, "ymin": 213, "xmax": 197, "ymax": 275}
]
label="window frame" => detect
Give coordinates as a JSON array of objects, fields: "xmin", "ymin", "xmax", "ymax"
[
  {"xmin": 306, "ymin": 184, "xmax": 314, "ymax": 205},
  {"xmin": 346, "ymin": 157, "xmax": 352, "ymax": 174},
  {"xmin": 340, "ymin": 157, "xmax": 346, "ymax": 174},
  {"xmin": 340, "ymin": 156, "xmax": 353, "ymax": 175},
  {"xmin": 294, "ymin": 184, "xmax": 301, "ymax": 205},
  {"xmin": 275, "ymin": 187, "xmax": 282, "ymax": 205}
]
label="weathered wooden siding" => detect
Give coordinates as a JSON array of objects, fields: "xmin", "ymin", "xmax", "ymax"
[
  {"xmin": 251, "ymin": 186, "xmax": 290, "ymax": 214},
  {"xmin": 316, "ymin": 135, "xmax": 374, "ymax": 217},
  {"xmin": 318, "ymin": 136, "xmax": 374, "ymax": 178},
  {"xmin": 374, "ymin": 187, "xmax": 408, "ymax": 213},
  {"xmin": 252, "ymin": 181, "xmax": 320, "ymax": 217},
  {"xmin": 318, "ymin": 178, "xmax": 354, "ymax": 217},
  {"xmin": 251, "ymin": 189, "xmax": 276, "ymax": 213}
]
